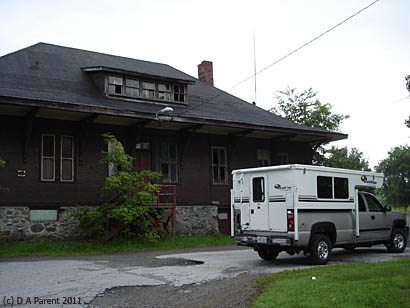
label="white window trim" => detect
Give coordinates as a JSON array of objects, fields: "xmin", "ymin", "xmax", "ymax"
[
  {"xmin": 41, "ymin": 134, "xmax": 56, "ymax": 182},
  {"xmin": 212, "ymin": 146, "xmax": 228, "ymax": 185},
  {"xmin": 161, "ymin": 143, "xmax": 178, "ymax": 183},
  {"xmin": 60, "ymin": 135, "xmax": 75, "ymax": 182}
]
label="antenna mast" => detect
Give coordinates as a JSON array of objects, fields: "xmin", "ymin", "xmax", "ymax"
[{"xmin": 253, "ymin": 31, "xmax": 257, "ymax": 105}]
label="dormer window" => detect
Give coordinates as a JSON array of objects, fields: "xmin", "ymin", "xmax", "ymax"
[
  {"xmin": 158, "ymin": 83, "xmax": 171, "ymax": 100},
  {"xmin": 125, "ymin": 78, "xmax": 139, "ymax": 97},
  {"xmin": 108, "ymin": 75, "xmax": 123, "ymax": 95},
  {"xmin": 106, "ymin": 74, "xmax": 187, "ymax": 103},
  {"xmin": 142, "ymin": 81, "xmax": 155, "ymax": 99},
  {"xmin": 174, "ymin": 85, "xmax": 186, "ymax": 102}
]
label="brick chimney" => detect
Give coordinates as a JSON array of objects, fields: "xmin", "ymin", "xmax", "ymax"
[{"xmin": 198, "ymin": 60, "xmax": 214, "ymax": 85}]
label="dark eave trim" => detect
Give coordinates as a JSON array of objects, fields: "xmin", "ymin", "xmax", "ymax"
[{"xmin": 0, "ymin": 96, "xmax": 348, "ymax": 143}]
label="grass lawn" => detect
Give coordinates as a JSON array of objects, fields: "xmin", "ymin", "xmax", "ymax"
[
  {"xmin": 0, "ymin": 233, "xmax": 235, "ymax": 257},
  {"xmin": 253, "ymin": 259, "xmax": 410, "ymax": 308}
]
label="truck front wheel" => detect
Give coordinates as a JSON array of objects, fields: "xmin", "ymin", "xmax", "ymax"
[
  {"xmin": 309, "ymin": 234, "xmax": 331, "ymax": 265},
  {"xmin": 257, "ymin": 248, "xmax": 279, "ymax": 261},
  {"xmin": 386, "ymin": 228, "xmax": 407, "ymax": 253}
]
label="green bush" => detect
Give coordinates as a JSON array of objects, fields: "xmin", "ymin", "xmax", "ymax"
[{"xmin": 74, "ymin": 134, "xmax": 161, "ymax": 240}]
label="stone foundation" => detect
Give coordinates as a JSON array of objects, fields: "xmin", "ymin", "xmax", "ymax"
[
  {"xmin": 0, "ymin": 207, "xmax": 80, "ymax": 240},
  {"xmin": 0, "ymin": 205, "xmax": 219, "ymax": 240},
  {"xmin": 176, "ymin": 205, "xmax": 218, "ymax": 235}
]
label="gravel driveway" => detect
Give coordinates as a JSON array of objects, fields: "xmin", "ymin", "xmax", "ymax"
[{"xmin": 1, "ymin": 245, "xmax": 409, "ymax": 308}]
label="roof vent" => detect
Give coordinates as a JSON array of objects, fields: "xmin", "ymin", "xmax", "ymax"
[{"xmin": 198, "ymin": 61, "xmax": 214, "ymax": 85}]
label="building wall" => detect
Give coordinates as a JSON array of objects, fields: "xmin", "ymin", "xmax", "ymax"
[{"xmin": 0, "ymin": 115, "xmax": 314, "ymax": 237}]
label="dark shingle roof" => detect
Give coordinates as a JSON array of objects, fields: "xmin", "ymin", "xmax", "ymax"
[{"xmin": 0, "ymin": 42, "xmax": 346, "ymax": 139}]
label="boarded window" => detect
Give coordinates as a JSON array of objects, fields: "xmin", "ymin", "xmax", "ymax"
[
  {"xmin": 161, "ymin": 143, "xmax": 178, "ymax": 183},
  {"xmin": 158, "ymin": 83, "xmax": 171, "ymax": 100},
  {"xmin": 334, "ymin": 177, "xmax": 348, "ymax": 199},
  {"xmin": 125, "ymin": 78, "xmax": 139, "ymax": 97},
  {"xmin": 317, "ymin": 176, "xmax": 333, "ymax": 199},
  {"xmin": 41, "ymin": 135, "xmax": 55, "ymax": 181},
  {"xmin": 212, "ymin": 147, "xmax": 227, "ymax": 184},
  {"xmin": 142, "ymin": 81, "xmax": 155, "ymax": 99},
  {"xmin": 252, "ymin": 177, "xmax": 265, "ymax": 202}
]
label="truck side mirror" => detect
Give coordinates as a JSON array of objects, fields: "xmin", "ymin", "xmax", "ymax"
[{"xmin": 385, "ymin": 205, "xmax": 392, "ymax": 212}]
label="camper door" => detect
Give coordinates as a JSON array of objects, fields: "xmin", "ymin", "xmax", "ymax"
[{"xmin": 249, "ymin": 174, "xmax": 269, "ymax": 230}]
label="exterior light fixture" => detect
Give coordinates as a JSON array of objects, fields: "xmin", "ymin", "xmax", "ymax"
[{"xmin": 155, "ymin": 106, "xmax": 174, "ymax": 120}]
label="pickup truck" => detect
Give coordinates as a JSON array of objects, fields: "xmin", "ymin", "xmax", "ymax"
[{"xmin": 231, "ymin": 165, "xmax": 408, "ymax": 265}]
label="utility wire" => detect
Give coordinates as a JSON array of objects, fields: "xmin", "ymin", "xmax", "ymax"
[
  {"xmin": 229, "ymin": 0, "xmax": 381, "ymax": 91},
  {"xmin": 176, "ymin": 0, "xmax": 381, "ymax": 117}
]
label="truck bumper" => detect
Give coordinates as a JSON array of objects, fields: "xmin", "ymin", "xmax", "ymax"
[{"xmin": 234, "ymin": 234, "xmax": 293, "ymax": 247}]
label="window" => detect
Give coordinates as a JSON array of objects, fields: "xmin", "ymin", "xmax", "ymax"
[
  {"xmin": 364, "ymin": 194, "xmax": 384, "ymax": 212},
  {"xmin": 174, "ymin": 84, "xmax": 186, "ymax": 102},
  {"xmin": 142, "ymin": 81, "xmax": 155, "ymax": 99},
  {"xmin": 106, "ymin": 74, "xmax": 187, "ymax": 103},
  {"xmin": 317, "ymin": 176, "xmax": 333, "ymax": 198},
  {"xmin": 252, "ymin": 177, "xmax": 265, "ymax": 202},
  {"xmin": 161, "ymin": 143, "xmax": 178, "ymax": 183},
  {"xmin": 125, "ymin": 78, "xmax": 139, "ymax": 97},
  {"xmin": 317, "ymin": 176, "xmax": 349, "ymax": 199},
  {"xmin": 158, "ymin": 83, "xmax": 171, "ymax": 100},
  {"xmin": 334, "ymin": 177, "xmax": 348, "ymax": 199},
  {"xmin": 61, "ymin": 136, "xmax": 74, "ymax": 182},
  {"xmin": 277, "ymin": 152, "xmax": 289, "ymax": 165},
  {"xmin": 30, "ymin": 209, "xmax": 58, "ymax": 221},
  {"xmin": 41, "ymin": 134, "xmax": 55, "ymax": 181},
  {"xmin": 257, "ymin": 149, "xmax": 270, "ymax": 167},
  {"xmin": 212, "ymin": 147, "xmax": 227, "ymax": 184},
  {"xmin": 41, "ymin": 134, "xmax": 74, "ymax": 182},
  {"xmin": 359, "ymin": 194, "xmax": 366, "ymax": 212},
  {"xmin": 108, "ymin": 75, "xmax": 123, "ymax": 95}
]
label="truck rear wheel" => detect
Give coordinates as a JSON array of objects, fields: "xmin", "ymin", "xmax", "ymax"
[
  {"xmin": 309, "ymin": 234, "xmax": 331, "ymax": 265},
  {"xmin": 386, "ymin": 228, "xmax": 407, "ymax": 253},
  {"xmin": 257, "ymin": 248, "xmax": 279, "ymax": 261}
]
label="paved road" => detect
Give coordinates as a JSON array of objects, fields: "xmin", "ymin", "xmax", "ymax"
[{"xmin": 0, "ymin": 245, "xmax": 409, "ymax": 308}]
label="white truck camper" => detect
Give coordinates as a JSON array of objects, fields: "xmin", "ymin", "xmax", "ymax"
[{"xmin": 231, "ymin": 164, "xmax": 408, "ymax": 265}]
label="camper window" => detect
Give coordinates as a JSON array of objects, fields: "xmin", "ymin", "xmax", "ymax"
[
  {"xmin": 317, "ymin": 176, "xmax": 333, "ymax": 198},
  {"xmin": 253, "ymin": 177, "xmax": 265, "ymax": 202},
  {"xmin": 334, "ymin": 177, "xmax": 349, "ymax": 199}
]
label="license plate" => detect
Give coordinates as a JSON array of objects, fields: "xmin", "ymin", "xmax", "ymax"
[{"xmin": 257, "ymin": 236, "xmax": 267, "ymax": 244}]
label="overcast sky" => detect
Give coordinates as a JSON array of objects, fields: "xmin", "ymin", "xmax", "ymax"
[{"xmin": 1, "ymin": 0, "xmax": 409, "ymax": 168}]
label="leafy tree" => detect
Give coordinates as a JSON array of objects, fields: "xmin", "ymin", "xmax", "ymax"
[
  {"xmin": 405, "ymin": 116, "xmax": 410, "ymax": 128},
  {"xmin": 0, "ymin": 158, "xmax": 5, "ymax": 168},
  {"xmin": 270, "ymin": 87, "xmax": 349, "ymax": 131},
  {"xmin": 376, "ymin": 145, "xmax": 410, "ymax": 207},
  {"xmin": 270, "ymin": 87, "xmax": 349, "ymax": 164},
  {"xmin": 74, "ymin": 133, "xmax": 161, "ymax": 240},
  {"xmin": 324, "ymin": 146, "xmax": 370, "ymax": 171}
]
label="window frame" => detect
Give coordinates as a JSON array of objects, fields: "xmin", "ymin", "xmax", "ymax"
[
  {"xmin": 41, "ymin": 134, "xmax": 56, "ymax": 182},
  {"xmin": 317, "ymin": 176, "xmax": 349, "ymax": 200},
  {"xmin": 60, "ymin": 135, "xmax": 75, "ymax": 182},
  {"xmin": 211, "ymin": 146, "xmax": 228, "ymax": 185},
  {"xmin": 252, "ymin": 177, "xmax": 265, "ymax": 202},
  {"xmin": 257, "ymin": 149, "xmax": 270, "ymax": 167},
  {"xmin": 106, "ymin": 74, "xmax": 187, "ymax": 103},
  {"xmin": 161, "ymin": 143, "xmax": 178, "ymax": 184}
]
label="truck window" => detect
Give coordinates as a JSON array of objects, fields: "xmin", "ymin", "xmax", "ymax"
[
  {"xmin": 364, "ymin": 194, "xmax": 384, "ymax": 212},
  {"xmin": 317, "ymin": 176, "xmax": 332, "ymax": 198},
  {"xmin": 359, "ymin": 194, "xmax": 366, "ymax": 212},
  {"xmin": 252, "ymin": 177, "xmax": 265, "ymax": 202},
  {"xmin": 334, "ymin": 177, "xmax": 349, "ymax": 199}
]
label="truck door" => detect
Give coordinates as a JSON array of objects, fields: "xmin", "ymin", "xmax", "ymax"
[
  {"xmin": 359, "ymin": 193, "xmax": 391, "ymax": 242},
  {"xmin": 249, "ymin": 175, "xmax": 269, "ymax": 230}
]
